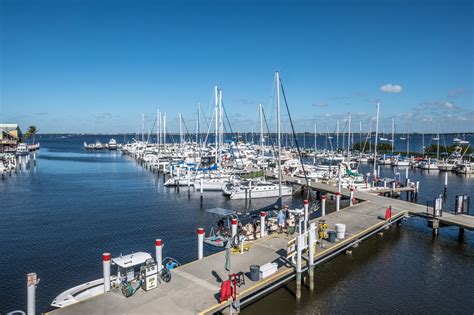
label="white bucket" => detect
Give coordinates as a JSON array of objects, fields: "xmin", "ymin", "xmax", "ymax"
[{"xmin": 335, "ymin": 223, "xmax": 346, "ymax": 239}]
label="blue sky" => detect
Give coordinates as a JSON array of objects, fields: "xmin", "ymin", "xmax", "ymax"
[{"xmin": 1, "ymin": 0, "xmax": 472, "ymax": 133}]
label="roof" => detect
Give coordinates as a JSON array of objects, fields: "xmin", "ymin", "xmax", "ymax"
[
  {"xmin": 112, "ymin": 252, "xmax": 153, "ymax": 268},
  {"xmin": 205, "ymin": 207, "xmax": 235, "ymax": 217}
]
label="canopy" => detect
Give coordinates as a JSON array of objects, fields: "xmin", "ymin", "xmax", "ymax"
[
  {"xmin": 206, "ymin": 207, "xmax": 235, "ymax": 217},
  {"xmin": 112, "ymin": 252, "xmax": 153, "ymax": 268}
]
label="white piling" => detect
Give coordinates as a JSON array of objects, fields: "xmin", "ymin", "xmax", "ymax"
[
  {"xmin": 155, "ymin": 239, "xmax": 163, "ymax": 271},
  {"xmin": 349, "ymin": 188, "xmax": 354, "ymax": 206},
  {"xmin": 336, "ymin": 192, "xmax": 341, "ymax": 212},
  {"xmin": 444, "ymin": 172, "xmax": 448, "ymax": 190},
  {"xmin": 103, "ymin": 253, "xmax": 111, "ymax": 292},
  {"xmin": 405, "ymin": 167, "xmax": 409, "ymax": 179},
  {"xmin": 198, "ymin": 228, "xmax": 204, "ymax": 260},
  {"xmin": 260, "ymin": 211, "xmax": 266, "ymax": 238},
  {"xmin": 231, "ymin": 218, "xmax": 238, "ymax": 239},
  {"xmin": 296, "ymin": 234, "xmax": 304, "ymax": 299},
  {"xmin": 27, "ymin": 273, "xmax": 39, "ymax": 315},
  {"xmin": 321, "ymin": 195, "xmax": 326, "ymax": 216},
  {"xmin": 200, "ymin": 178, "xmax": 204, "ymax": 194},
  {"xmin": 308, "ymin": 222, "xmax": 316, "ymax": 291},
  {"xmin": 303, "ymin": 200, "xmax": 309, "ymax": 234}
]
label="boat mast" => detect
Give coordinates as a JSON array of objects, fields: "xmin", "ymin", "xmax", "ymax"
[
  {"xmin": 163, "ymin": 113, "xmax": 166, "ymax": 146},
  {"xmin": 314, "ymin": 122, "xmax": 317, "ymax": 151},
  {"xmin": 347, "ymin": 112, "xmax": 352, "ymax": 158},
  {"xmin": 219, "ymin": 89, "xmax": 223, "ymax": 150},
  {"xmin": 391, "ymin": 117, "xmax": 395, "ymax": 153},
  {"xmin": 157, "ymin": 110, "xmax": 160, "ymax": 145},
  {"xmin": 141, "ymin": 113, "xmax": 145, "ymax": 142},
  {"xmin": 406, "ymin": 119, "xmax": 410, "ymax": 156},
  {"xmin": 276, "ymin": 71, "xmax": 282, "ymax": 199},
  {"xmin": 179, "ymin": 113, "xmax": 183, "ymax": 147},
  {"xmin": 437, "ymin": 120, "xmax": 440, "ymax": 160},
  {"xmin": 259, "ymin": 103, "xmax": 264, "ymax": 149},
  {"xmin": 373, "ymin": 101, "xmax": 380, "ymax": 177},
  {"xmin": 214, "ymin": 85, "xmax": 219, "ymax": 165},
  {"xmin": 336, "ymin": 120, "xmax": 340, "ymax": 150}
]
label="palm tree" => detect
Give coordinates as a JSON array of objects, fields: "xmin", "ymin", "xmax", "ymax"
[{"xmin": 24, "ymin": 125, "xmax": 38, "ymax": 144}]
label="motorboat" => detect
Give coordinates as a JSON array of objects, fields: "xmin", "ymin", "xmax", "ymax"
[
  {"xmin": 15, "ymin": 143, "xmax": 29, "ymax": 156},
  {"xmin": 51, "ymin": 252, "xmax": 153, "ymax": 308},
  {"xmin": 107, "ymin": 138, "xmax": 118, "ymax": 150}
]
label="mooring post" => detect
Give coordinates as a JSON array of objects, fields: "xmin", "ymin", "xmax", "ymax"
[
  {"xmin": 321, "ymin": 195, "xmax": 326, "ymax": 216},
  {"xmin": 444, "ymin": 172, "xmax": 448, "ymax": 193},
  {"xmin": 308, "ymin": 222, "xmax": 316, "ymax": 291},
  {"xmin": 415, "ymin": 180, "xmax": 419, "ymax": 199},
  {"xmin": 198, "ymin": 228, "xmax": 204, "ymax": 260},
  {"xmin": 103, "ymin": 253, "xmax": 111, "ymax": 292},
  {"xmin": 349, "ymin": 188, "xmax": 354, "ymax": 206},
  {"xmin": 200, "ymin": 178, "xmax": 204, "ymax": 203},
  {"xmin": 260, "ymin": 211, "xmax": 266, "ymax": 238},
  {"xmin": 33, "ymin": 152, "xmax": 36, "ymax": 166},
  {"xmin": 155, "ymin": 239, "xmax": 163, "ymax": 271},
  {"xmin": 303, "ymin": 200, "xmax": 309, "ymax": 234},
  {"xmin": 27, "ymin": 273, "xmax": 39, "ymax": 315},
  {"xmin": 231, "ymin": 218, "xmax": 238, "ymax": 239},
  {"xmin": 296, "ymin": 234, "xmax": 304, "ymax": 299},
  {"xmin": 336, "ymin": 192, "xmax": 341, "ymax": 212}
]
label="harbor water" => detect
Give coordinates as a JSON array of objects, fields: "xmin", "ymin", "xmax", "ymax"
[{"xmin": 0, "ymin": 134, "xmax": 473, "ymax": 313}]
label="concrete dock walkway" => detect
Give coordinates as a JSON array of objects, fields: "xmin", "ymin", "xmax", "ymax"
[{"xmin": 48, "ymin": 176, "xmax": 473, "ymax": 315}]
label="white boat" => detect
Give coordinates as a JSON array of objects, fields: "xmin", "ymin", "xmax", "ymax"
[
  {"xmin": 225, "ymin": 179, "xmax": 292, "ymax": 200},
  {"xmin": 15, "ymin": 143, "xmax": 29, "ymax": 156},
  {"xmin": 194, "ymin": 176, "xmax": 232, "ymax": 191},
  {"xmin": 51, "ymin": 252, "xmax": 153, "ymax": 308},
  {"xmin": 107, "ymin": 138, "xmax": 118, "ymax": 150}
]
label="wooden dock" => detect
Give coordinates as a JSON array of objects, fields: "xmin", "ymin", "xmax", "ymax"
[{"xmin": 47, "ymin": 176, "xmax": 473, "ymax": 315}]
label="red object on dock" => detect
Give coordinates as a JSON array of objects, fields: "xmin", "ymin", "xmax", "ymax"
[
  {"xmin": 385, "ymin": 206, "xmax": 392, "ymax": 220},
  {"xmin": 220, "ymin": 280, "xmax": 232, "ymax": 302}
]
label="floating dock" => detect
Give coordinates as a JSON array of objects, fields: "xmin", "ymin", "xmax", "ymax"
[{"xmin": 47, "ymin": 178, "xmax": 473, "ymax": 315}]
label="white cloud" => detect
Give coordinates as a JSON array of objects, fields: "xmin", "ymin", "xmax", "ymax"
[
  {"xmin": 380, "ymin": 84, "xmax": 402, "ymax": 93},
  {"xmin": 443, "ymin": 101, "xmax": 454, "ymax": 109}
]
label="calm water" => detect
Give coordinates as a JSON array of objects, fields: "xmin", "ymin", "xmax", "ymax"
[{"xmin": 0, "ymin": 134, "xmax": 473, "ymax": 313}]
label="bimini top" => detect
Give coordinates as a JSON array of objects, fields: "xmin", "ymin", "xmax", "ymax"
[
  {"xmin": 112, "ymin": 252, "xmax": 153, "ymax": 268},
  {"xmin": 206, "ymin": 207, "xmax": 235, "ymax": 217}
]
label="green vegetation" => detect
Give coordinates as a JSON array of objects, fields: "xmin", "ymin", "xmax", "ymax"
[
  {"xmin": 352, "ymin": 142, "xmax": 393, "ymax": 153},
  {"xmin": 425, "ymin": 144, "xmax": 471, "ymax": 155},
  {"xmin": 24, "ymin": 125, "xmax": 38, "ymax": 143}
]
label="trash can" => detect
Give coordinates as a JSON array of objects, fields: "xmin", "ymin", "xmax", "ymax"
[
  {"xmin": 327, "ymin": 230, "xmax": 336, "ymax": 243},
  {"xmin": 250, "ymin": 265, "xmax": 260, "ymax": 281}
]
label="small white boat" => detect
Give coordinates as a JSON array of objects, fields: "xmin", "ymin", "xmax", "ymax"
[
  {"xmin": 51, "ymin": 252, "xmax": 153, "ymax": 308},
  {"xmin": 15, "ymin": 143, "xmax": 29, "ymax": 156},
  {"xmin": 107, "ymin": 138, "xmax": 118, "ymax": 150}
]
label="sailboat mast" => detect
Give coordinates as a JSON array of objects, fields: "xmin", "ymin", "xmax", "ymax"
[
  {"xmin": 314, "ymin": 122, "xmax": 317, "ymax": 151},
  {"xmin": 348, "ymin": 113, "xmax": 352, "ymax": 158},
  {"xmin": 276, "ymin": 71, "xmax": 282, "ymax": 199},
  {"xmin": 391, "ymin": 117, "xmax": 395, "ymax": 153},
  {"xmin": 214, "ymin": 85, "xmax": 219, "ymax": 165},
  {"xmin": 259, "ymin": 103, "xmax": 264, "ymax": 148},
  {"xmin": 336, "ymin": 120, "xmax": 340, "ymax": 150},
  {"xmin": 373, "ymin": 101, "xmax": 380, "ymax": 176},
  {"xmin": 163, "ymin": 113, "xmax": 166, "ymax": 146}
]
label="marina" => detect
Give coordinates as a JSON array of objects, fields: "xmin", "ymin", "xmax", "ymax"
[
  {"xmin": 1, "ymin": 133, "xmax": 473, "ymax": 314},
  {"xmin": 2, "ymin": 1, "xmax": 473, "ymax": 314}
]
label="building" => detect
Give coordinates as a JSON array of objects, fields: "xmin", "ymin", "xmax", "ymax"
[{"xmin": 0, "ymin": 123, "xmax": 22, "ymax": 153}]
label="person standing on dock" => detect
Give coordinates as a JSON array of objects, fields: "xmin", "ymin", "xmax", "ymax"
[{"xmin": 278, "ymin": 209, "xmax": 286, "ymax": 233}]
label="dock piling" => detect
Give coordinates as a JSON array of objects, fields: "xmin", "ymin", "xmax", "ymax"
[
  {"xmin": 198, "ymin": 228, "xmax": 204, "ymax": 260},
  {"xmin": 260, "ymin": 212, "xmax": 266, "ymax": 238},
  {"xmin": 444, "ymin": 172, "xmax": 448, "ymax": 192},
  {"xmin": 308, "ymin": 222, "xmax": 316, "ymax": 291},
  {"xmin": 321, "ymin": 195, "xmax": 326, "ymax": 216},
  {"xmin": 102, "ymin": 253, "xmax": 111, "ymax": 292},
  {"xmin": 155, "ymin": 239, "xmax": 163, "ymax": 271},
  {"xmin": 349, "ymin": 188, "xmax": 354, "ymax": 206},
  {"xmin": 27, "ymin": 273, "xmax": 39, "ymax": 315},
  {"xmin": 303, "ymin": 200, "xmax": 309, "ymax": 234},
  {"xmin": 296, "ymin": 234, "xmax": 304, "ymax": 299},
  {"xmin": 231, "ymin": 219, "xmax": 238, "ymax": 239},
  {"xmin": 336, "ymin": 192, "xmax": 341, "ymax": 212}
]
